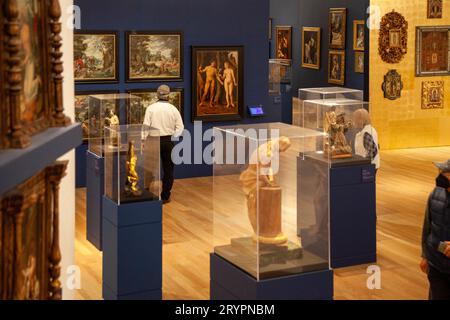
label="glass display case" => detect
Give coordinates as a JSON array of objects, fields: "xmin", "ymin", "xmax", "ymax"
[
  {"xmin": 299, "ymin": 87, "xmax": 363, "ymax": 101},
  {"xmin": 213, "ymin": 123, "xmax": 330, "ymax": 281},
  {"xmin": 302, "ymin": 99, "xmax": 371, "ymax": 160},
  {"xmin": 88, "ymin": 93, "xmax": 143, "ymax": 156},
  {"xmin": 104, "ymin": 124, "xmax": 160, "ymax": 205},
  {"xmin": 294, "ymin": 87, "xmax": 364, "ymax": 129}
]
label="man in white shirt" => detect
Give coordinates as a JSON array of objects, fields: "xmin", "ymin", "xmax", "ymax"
[{"xmin": 143, "ymin": 85, "xmax": 184, "ymax": 204}]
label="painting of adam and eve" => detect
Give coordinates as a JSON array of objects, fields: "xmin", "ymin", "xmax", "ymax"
[{"xmin": 192, "ymin": 46, "xmax": 243, "ymax": 122}]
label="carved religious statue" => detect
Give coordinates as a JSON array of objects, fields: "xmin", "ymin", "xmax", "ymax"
[
  {"xmin": 239, "ymin": 137, "xmax": 291, "ymax": 245},
  {"xmin": 324, "ymin": 110, "xmax": 353, "ymax": 159},
  {"xmin": 124, "ymin": 141, "xmax": 142, "ymax": 197}
]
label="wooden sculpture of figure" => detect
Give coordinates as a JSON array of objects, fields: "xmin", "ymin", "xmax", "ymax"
[
  {"xmin": 125, "ymin": 141, "xmax": 143, "ymax": 197},
  {"xmin": 324, "ymin": 110, "xmax": 353, "ymax": 159},
  {"xmin": 239, "ymin": 137, "xmax": 291, "ymax": 245}
]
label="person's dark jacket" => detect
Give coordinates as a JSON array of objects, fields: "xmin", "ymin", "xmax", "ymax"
[{"xmin": 422, "ymin": 187, "xmax": 450, "ymax": 274}]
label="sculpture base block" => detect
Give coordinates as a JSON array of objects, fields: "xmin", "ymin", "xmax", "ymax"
[
  {"xmin": 210, "ymin": 253, "xmax": 333, "ymax": 300},
  {"xmin": 215, "ymin": 237, "xmax": 327, "ymax": 280}
]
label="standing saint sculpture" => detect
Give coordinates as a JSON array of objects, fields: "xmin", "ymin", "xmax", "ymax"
[
  {"xmin": 324, "ymin": 111, "xmax": 353, "ymax": 159},
  {"xmin": 124, "ymin": 141, "xmax": 143, "ymax": 197}
]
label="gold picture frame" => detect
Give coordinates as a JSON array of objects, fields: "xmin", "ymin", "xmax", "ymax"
[
  {"xmin": 422, "ymin": 81, "xmax": 444, "ymax": 109},
  {"xmin": 329, "ymin": 8, "xmax": 347, "ymax": 50},
  {"xmin": 301, "ymin": 27, "xmax": 321, "ymax": 69},
  {"xmin": 275, "ymin": 26, "xmax": 293, "ymax": 61},
  {"xmin": 0, "ymin": 0, "xmax": 71, "ymax": 150},
  {"xmin": 378, "ymin": 10, "xmax": 408, "ymax": 64},
  {"xmin": 355, "ymin": 52, "xmax": 364, "ymax": 73},
  {"xmin": 328, "ymin": 50, "xmax": 345, "ymax": 85},
  {"xmin": 353, "ymin": 20, "xmax": 365, "ymax": 51}
]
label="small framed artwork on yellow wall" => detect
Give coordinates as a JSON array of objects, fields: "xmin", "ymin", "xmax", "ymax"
[{"xmin": 355, "ymin": 52, "xmax": 364, "ymax": 73}]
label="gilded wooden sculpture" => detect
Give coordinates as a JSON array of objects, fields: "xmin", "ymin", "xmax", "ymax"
[
  {"xmin": 382, "ymin": 69, "xmax": 403, "ymax": 100},
  {"xmin": 239, "ymin": 137, "xmax": 291, "ymax": 245},
  {"xmin": 324, "ymin": 111, "xmax": 353, "ymax": 159},
  {"xmin": 125, "ymin": 141, "xmax": 142, "ymax": 198},
  {"xmin": 0, "ymin": 0, "xmax": 71, "ymax": 150},
  {"xmin": 0, "ymin": 161, "xmax": 67, "ymax": 300},
  {"xmin": 422, "ymin": 81, "xmax": 444, "ymax": 109},
  {"xmin": 378, "ymin": 10, "xmax": 408, "ymax": 64}
]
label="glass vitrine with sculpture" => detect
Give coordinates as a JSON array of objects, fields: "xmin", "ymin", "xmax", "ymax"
[
  {"xmin": 104, "ymin": 124, "xmax": 160, "ymax": 205},
  {"xmin": 212, "ymin": 122, "xmax": 330, "ymax": 280},
  {"xmin": 302, "ymin": 99, "xmax": 372, "ymax": 161},
  {"xmin": 88, "ymin": 93, "xmax": 143, "ymax": 156}
]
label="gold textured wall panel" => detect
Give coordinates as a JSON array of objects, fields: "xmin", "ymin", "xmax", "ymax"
[{"xmin": 370, "ymin": 0, "xmax": 450, "ymax": 149}]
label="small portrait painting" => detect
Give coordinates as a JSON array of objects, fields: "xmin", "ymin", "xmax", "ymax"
[
  {"xmin": 18, "ymin": 0, "xmax": 46, "ymax": 124},
  {"xmin": 353, "ymin": 20, "xmax": 365, "ymax": 51},
  {"xmin": 192, "ymin": 46, "xmax": 243, "ymax": 122},
  {"xmin": 302, "ymin": 27, "xmax": 321, "ymax": 69},
  {"xmin": 428, "ymin": 0, "xmax": 443, "ymax": 19},
  {"xmin": 329, "ymin": 8, "xmax": 347, "ymax": 49},
  {"xmin": 276, "ymin": 26, "xmax": 292, "ymax": 60},
  {"xmin": 126, "ymin": 31, "xmax": 183, "ymax": 82},
  {"xmin": 355, "ymin": 52, "xmax": 364, "ymax": 73},
  {"xmin": 328, "ymin": 50, "xmax": 345, "ymax": 85},
  {"xmin": 74, "ymin": 31, "xmax": 118, "ymax": 83},
  {"xmin": 422, "ymin": 81, "xmax": 444, "ymax": 109}
]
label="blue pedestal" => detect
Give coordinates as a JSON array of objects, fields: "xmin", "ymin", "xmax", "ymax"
[
  {"xmin": 76, "ymin": 143, "xmax": 88, "ymax": 188},
  {"xmin": 86, "ymin": 151, "xmax": 104, "ymax": 251},
  {"xmin": 102, "ymin": 196, "xmax": 162, "ymax": 300},
  {"xmin": 210, "ymin": 254, "xmax": 333, "ymax": 300},
  {"xmin": 299, "ymin": 154, "xmax": 377, "ymax": 269},
  {"xmin": 330, "ymin": 159, "xmax": 377, "ymax": 268}
]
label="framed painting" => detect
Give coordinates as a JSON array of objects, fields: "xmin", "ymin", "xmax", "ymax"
[
  {"xmin": 275, "ymin": 26, "xmax": 292, "ymax": 61},
  {"xmin": 74, "ymin": 31, "xmax": 118, "ymax": 83},
  {"xmin": 192, "ymin": 46, "xmax": 244, "ymax": 122},
  {"xmin": 328, "ymin": 50, "xmax": 345, "ymax": 85},
  {"xmin": 353, "ymin": 20, "xmax": 365, "ymax": 51},
  {"xmin": 416, "ymin": 26, "xmax": 450, "ymax": 76},
  {"xmin": 428, "ymin": 0, "xmax": 443, "ymax": 19},
  {"xmin": 269, "ymin": 18, "xmax": 273, "ymax": 40},
  {"xmin": 329, "ymin": 8, "xmax": 347, "ymax": 50},
  {"xmin": 422, "ymin": 81, "xmax": 444, "ymax": 109},
  {"xmin": 127, "ymin": 88, "xmax": 184, "ymax": 121},
  {"xmin": 382, "ymin": 69, "xmax": 403, "ymax": 100},
  {"xmin": 355, "ymin": 52, "xmax": 364, "ymax": 73},
  {"xmin": 126, "ymin": 31, "xmax": 183, "ymax": 82},
  {"xmin": 75, "ymin": 91, "xmax": 119, "ymax": 142},
  {"xmin": 379, "ymin": 11, "xmax": 408, "ymax": 64},
  {"xmin": 0, "ymin": 0, "xmax": 71, "ymax": 150},
  {"xmin": 0, "ymin": 161, "xmax": 67, "ymax": 300},
  {"xmin": 302, "ymin": 27, "xmax": 321, "ymax": 69}
]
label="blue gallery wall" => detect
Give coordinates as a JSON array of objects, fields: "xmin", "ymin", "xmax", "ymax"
[
  {"xmin": 74, "ymin": 0, "xmax": 274, "ymax": 181},
  {"xmin": 269, "ymin": 0, "xmax": 370, "ymax": 123}
]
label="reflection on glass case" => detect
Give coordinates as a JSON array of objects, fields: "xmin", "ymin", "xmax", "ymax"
[
  {"xmin": 269, "ymin": 59, "xmax": 292, "ymax": 95},
  {"xmin": 104, "ymin": 125, "xmax": 160, "ymax": 205},
  {"xmin": 303, "ymin": 99, "xmax": 371, "ymax": 160},
  {"xmin": 213, "ymin": 123, "xmax": 330, "ymax": 280},
  {"xmin": 88, "ymin": 93, "xmax": 143, "ymax": 156}
]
